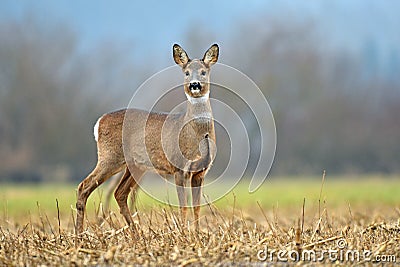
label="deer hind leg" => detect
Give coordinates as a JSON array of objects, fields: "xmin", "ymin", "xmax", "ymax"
[
  {"xmin": 114, "ymin": 165, "xmax": 144, "ymax": 227},
  {"xmin": 175, "ymin": 171, "xmax": 190, "ymax": 225},
  {"xmin": 191, "ymin": 171, "xmax": 205, "ymax": 231},
  {"xmin": 75, "ymin": 162, "xmax": 123, "ymax": 235},
  {"xmin": 104, "ymin": 172, "xmax": 123, "ymax": 213}
]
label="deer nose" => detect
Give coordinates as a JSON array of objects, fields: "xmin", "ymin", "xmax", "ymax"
[{"xmin": 189, "ymin": 82, "xmax": 202, "ymax": 91}]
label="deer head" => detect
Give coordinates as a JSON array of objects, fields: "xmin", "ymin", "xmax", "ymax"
[{"xmin": 173, "ymin": 43, "xmax": 219, "ymax": 102}]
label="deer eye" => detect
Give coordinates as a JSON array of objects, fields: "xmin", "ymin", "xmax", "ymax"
[
  {"xmin": 185, "ymin": 71, "xmax": 190, "ymax": 76},
  {"xmin": 201, "ymin": 70, "xmax": 207, "ymax": 76}
]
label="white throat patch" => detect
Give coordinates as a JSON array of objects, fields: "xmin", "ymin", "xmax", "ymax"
[
  {"xmin": 194, "ymin": 111, "xmax": 213, "ymax": 120},
  {"xmin": 186, "ymin": 91, "xmax": 210, "ymax": 104}
]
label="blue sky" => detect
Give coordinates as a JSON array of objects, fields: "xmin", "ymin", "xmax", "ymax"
[
  {"xmin": 1, "ymin": 0, "xmax": 399, "ymax": 68},
  {"xmin": 1, "ymin": 0, "xmax": 269, "ymax": 64}
]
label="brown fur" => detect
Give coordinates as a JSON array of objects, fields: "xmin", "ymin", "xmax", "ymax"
[{"xmin": 75, "ymin": 44, "xmax": 219, "ymax": 235}]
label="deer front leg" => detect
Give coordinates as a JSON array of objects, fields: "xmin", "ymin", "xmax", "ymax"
[
  {"xmin": 175, "ymin": 172, "xmax": 190, "ymax": 225},
  {"xmin": 191, "ymin": 171, "xmax": 205, "ymax": 231}
]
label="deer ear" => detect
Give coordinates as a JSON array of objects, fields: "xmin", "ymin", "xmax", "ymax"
[
  {"xmin": 203, "ymin": 44, "xmax": 219, "ymax": 66},
  {"xmin": 173, "ymin": 44, "xmax": 190, "ymax": 67}
]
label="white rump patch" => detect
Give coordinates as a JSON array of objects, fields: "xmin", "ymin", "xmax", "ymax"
[{"xmin": 93, "ymin": 117, "xmax": 102, "ymax": 142}]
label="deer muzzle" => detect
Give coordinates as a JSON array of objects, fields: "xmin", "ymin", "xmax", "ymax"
[{"xmin": 189, "ymin": 81, "xmax": 202, "ymax": 92}]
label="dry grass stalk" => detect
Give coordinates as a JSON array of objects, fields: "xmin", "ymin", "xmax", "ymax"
[{"xmin": 1, "ymin": 191, "xmax": 399, "ymax": 265}]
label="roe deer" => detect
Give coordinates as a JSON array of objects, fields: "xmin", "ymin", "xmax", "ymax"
[{"xmin": 75, "ymin": 44, "xmax": 219, "ymax": 234}]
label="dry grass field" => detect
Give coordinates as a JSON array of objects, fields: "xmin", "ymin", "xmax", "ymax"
[{"xmin": 0, "ymin": 176, "xmax": 399, "ymax": 266}]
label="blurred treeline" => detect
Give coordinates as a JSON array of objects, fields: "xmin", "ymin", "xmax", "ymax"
[{"xmin": 0, "ymin": 16, "xmax": 399, "ymax": 182}]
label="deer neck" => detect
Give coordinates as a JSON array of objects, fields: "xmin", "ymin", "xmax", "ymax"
[
  {"xmin": 184, "ymin": 92, "xmax": 213, "ymax": 130},
  {"xmin": 176, "ymin": 93, "xmax": 213, "ymax": 161}
]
